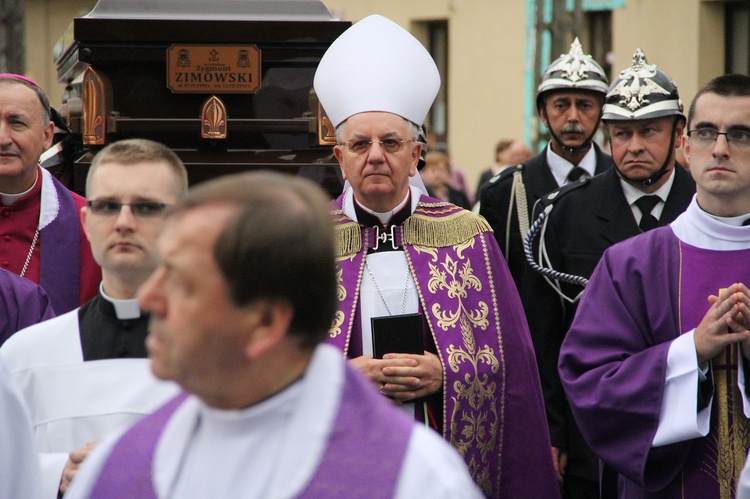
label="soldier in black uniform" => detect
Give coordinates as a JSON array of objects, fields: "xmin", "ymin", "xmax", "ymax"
[
  {"xmin": 522, "ymin": 49, "xmax": 696, "ymax": 499},
  {"xmin": 479, "ymin": 38, "xmax": 613, "ymax": 291}
]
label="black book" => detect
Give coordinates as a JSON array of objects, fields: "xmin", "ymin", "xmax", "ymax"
[{"xmin": 371, "ymin": 313, "xmax": 424, "ymax": 359}]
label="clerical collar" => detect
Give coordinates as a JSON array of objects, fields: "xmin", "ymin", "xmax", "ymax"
[
  {"xmin": 354, "ymin": 193, "xmax": 412, "ymax": 230},
  {"xmin": 0, "ymin": 168, "xmax": 38, "ymax": 206},
  {"xmin": 671, "ymin": 196, "xmax": 750, "ymax": 251},
  {"xmin": 546, "ymin": 143, "xmax": 596, "ymax": 187},
  {"xmin": 100, "ymin": 283, "xmax": 142, "ymax": 320},
  {"xmin": 354, "ymin": 191, "xmax": 411, "ymax": 227},
  {"xmin": 342, "ymin": 185, "xmax": 422, "ymax": 225},
  {"xmin": 706, "ymin": 210, "xmax": 750, "ymax": 227}
]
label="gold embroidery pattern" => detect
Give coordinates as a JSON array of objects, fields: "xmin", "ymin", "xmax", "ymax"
[
  {"xmin": 417, "ymin": 237, "xmax": 499, "ymax": 496},
  {"xmin": 446, "ymin": 313, "xmax": 500, "ymax": 493},
  {"xmin": 328, "ymin": 267, "xmax": 346, "ymax": 339},
  {"xmin": 329, "ymin": 311, "xmax": 344, "ymax": 339},
  {"xmin": 415, "ymin": 202, "xmax": 463, "ymax": 212},
  {"xmin": 330, "ymin": 229, "xmax": 368, "ymax": 356},
  {"xmin": 335, "ymin": 267, "xmax": 346, "ymax": 302},
  {"xmin": 427, "ymin": 240, "xmax": 489, "ymax": 331},
  {"xmin": 480, "ymin": 233, "xmax": 506, "ymax": 495},
  {"xmin": 712, "ymin": 343, "xmax": 750, "ymax": 499}
]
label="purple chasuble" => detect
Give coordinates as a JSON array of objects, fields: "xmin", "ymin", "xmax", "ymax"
[
  {"xmin": 560, "ymin": 227, "xmax": 750, "ymax": 498},
  {"xmin": 89, "ymin": 393, "xmax": 189, "ymax": 499},
  {"xmin": 0, "ymin": 268, "xmax": 54, "ymax": 345},
  {"xmin": 40, "ymin": 175, "xmax": 82, "ymax": 314},
  {"xmin": 328, "ymin": 194, "xmax": 559, "ymax": 498},
  {"xmin": 87, "ymin": 366, "xmax": 413, "ymax": 498},
  {"xmin": 679, "ymin": 242, "xmax": 750, "ymax": 498}
]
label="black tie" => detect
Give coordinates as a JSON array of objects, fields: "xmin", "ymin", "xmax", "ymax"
[
  {"xmin": 566, "ymin": 167, "xmax": 588, "ymax": 183},
  {"xmin": 635, "ymin": 195, "xmax": 660, "ymax": 232}
]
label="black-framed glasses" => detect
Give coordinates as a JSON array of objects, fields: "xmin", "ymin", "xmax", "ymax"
[
  {"xmin": 338, "ymin": 138, "xmax": 415, "ymax": 155},
  {"xmin": 687, "ymin": 128, "xmax": 750, "ymax": 150},
  {"xmin": 86, "ymin": 200, "xmax": 171, "ymax": 217}
]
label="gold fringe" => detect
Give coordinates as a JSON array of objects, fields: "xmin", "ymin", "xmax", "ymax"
[
  {"xmin": 403, "ymin": 211, "xmax": 491, "ymax": 247},
  {"xmin": 334, "ymin": 222, "xmax": 362, "ymax": 257},
  {"xmin": 332, "ymin": 206, "xmax": 492, "ymax": 255}
]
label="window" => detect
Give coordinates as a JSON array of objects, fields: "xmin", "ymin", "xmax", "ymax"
[
  {"xmin": 726, "ymin": 3, "xmax": 750, "ymax": 74},
  {"xmin": 427, "ymin": 20, "xmax": 448, "ymax": 142}
]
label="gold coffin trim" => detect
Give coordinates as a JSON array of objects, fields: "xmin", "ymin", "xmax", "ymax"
[
  {"xmin": 82, "ymin": 67, "xmax": 111, "ymax": 146},
  {"xmin": 201, "ymin": 95, "xmax": 227, "ymax": 139},
  {"xmin": 317, "ymin": 101, "xmax": 336, "ymax": 146}
]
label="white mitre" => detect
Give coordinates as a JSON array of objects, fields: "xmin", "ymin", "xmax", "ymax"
[{"xmin": 313, "ymin": 14, "xmax": 441, "ymax": 128}]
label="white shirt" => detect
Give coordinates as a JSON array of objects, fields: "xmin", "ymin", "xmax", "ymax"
[
  {"xmin": 546, "ymin": 143, "xmax": 597, "ymax": 187},
  {"xmin": 619, "ymin": 167, "xmax": 676, "ymax": 224},
  {"xmin": 0, "ymin": 308, "xmax": 179, "ymax": 498},
  {"xmin": 0, "ymin": 357, "xmax": 42, "ymax": 499},
  {"xmin": 65, "ymin": 344, "xmax": 483, "ymax": 499}
]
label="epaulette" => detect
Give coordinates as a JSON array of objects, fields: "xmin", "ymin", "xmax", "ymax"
[
  {"xmin": 404, "ymin": 204, "xmax": 491, "ymax": 247},
  {"xmin": 538, "ymin": 175, "xmax": 591, "ymax": 209},
  {"xmin": 332, "ymin": 203, "xmax": 492, "ymax": 257},
  {"xmin": 487, "ymin": 163, "xmax": 524, "ymax": 186}
]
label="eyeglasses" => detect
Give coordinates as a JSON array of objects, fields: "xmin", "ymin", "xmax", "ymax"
[
  {"xmin": 338, "ymin": 138, "xmax": 415, "ymax": 155},
  {"xmin": 86, "ymin": 200, "xmax": 171, "ymax": 217},
  {"xmin": 687, "ymin": 128, "xmax": 750, "ymax": 150}
]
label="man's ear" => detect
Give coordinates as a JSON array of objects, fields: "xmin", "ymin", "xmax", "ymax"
[
  {"xmin": 409, "ymin": 142, "xmax": 422, "ymax": 177},
  {"xmin": 681, "ymin": 134, "xmax": 691, "ymax": 167},
  {"xmin": 538, "ymin": 101, "xmax": 549, "ymax": 128},
  {"xmin": 243, "ymin": 299, "xmax": 294, "ymax": 360},
  {"xmin": 674, "ymin": 120, "xmax": 686, "ymax": 144},
  {"xmin": 42, "ymin": 121, "xmax": 55, "ymax": 150},
  {"xmin": 334, "ymin": 146, "xmax": 348, "ymax": 181},
  {"xmin": 80, "ymin": 206, "xmax": 91, "ymax": 242}
]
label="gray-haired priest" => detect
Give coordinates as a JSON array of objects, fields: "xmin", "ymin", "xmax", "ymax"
[{"xmin": 316, "ymin": 14, "xmax": 558, "ymax": 498}]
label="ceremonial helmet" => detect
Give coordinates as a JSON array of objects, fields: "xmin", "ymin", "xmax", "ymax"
[
  {"xmin": 602, "ymin": 49, "xmax": 684, "ymax": 122},
  {"xmin": 603, "ymin": 49, "xmax": 684, "ymax": 186},
  {"xmin": 535, "ymin": 37, "xmax": 609, "ymax": 113}
]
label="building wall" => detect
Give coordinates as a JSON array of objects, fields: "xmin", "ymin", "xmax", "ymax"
[
  {"xmin": 323, "ymin": 0, "xmax": 529, "ymax": 197},
  {"xmin": 322, "ymin": 0, "xmax": 722, "ymax": 191},
  {"xmin": 24, "ymin": 0, "xmax": 723, "ymax": 191},
  {"xmin": 610, "ymin": 0, "xmax": 723, "ymax": 119},
  {"xmin": 25, "ymin": 0, "xmax": 96, "ymax": 106}
]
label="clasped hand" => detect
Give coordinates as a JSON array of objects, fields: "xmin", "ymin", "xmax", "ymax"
[
  {"xmin": 349, "ymin": 351, "xmax": 443, "ymax": 402},
  {"xmin": 694, "ymin": 283, "xmax": 750, "ymax": 364}
]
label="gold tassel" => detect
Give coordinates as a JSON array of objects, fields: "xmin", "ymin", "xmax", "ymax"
[
  {"xmin": 403, "ymin": 211, "xmax": 491, "ymax": 247},
  {"xmin": 334, "ymin": 222, "xmax": 362, "ymax": 257}
]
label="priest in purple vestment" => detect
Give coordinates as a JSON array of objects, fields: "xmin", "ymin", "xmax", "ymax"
[
  {"xmin": 0, "ymin": 75, "xmax": 100, "ymax": 314},
  {"xmin": 560, "ymin": 74, "xmax": 750, "ymax": 498},
  {"xmin": 314, "ymin": 14, "xmax": 558, "ymax": 498},
  {"xmin": 64, "ymin": 172, "xmax": 482, "ymax": 499}
]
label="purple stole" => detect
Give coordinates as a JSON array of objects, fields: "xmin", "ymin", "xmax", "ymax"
[
  {"xmin": 40, "ymin": 175, "xmax": 82, "ymax": 314},
  {"xmin": 89, "ymin": 393, "xmax": 188, "ymax": 499},
  {"xmin": 89, "ymin": 366, "xmax": 413, "ymax": 498},
  {"xmin": 678, "ymin": 242, "xmax": 750, "ymax": 498},
  {"xmin": 329, "ymin": 194, "xmax": 517, "ymax": 497},
  {"xmin": 298, "ymin": 364, "xmax": 412, "ymax": 498}
]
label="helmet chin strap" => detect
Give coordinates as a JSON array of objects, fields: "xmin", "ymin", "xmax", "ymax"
[{"xmin": 611, "ymin": 117, "xmax": 678, "ymax": 187}]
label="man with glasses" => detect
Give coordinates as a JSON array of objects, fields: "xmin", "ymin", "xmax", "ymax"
[
  {"xmin": 1, "ymin": 139, "xmax": 185, "ymax": 498},
  {"xmin": 0, "ymin": 74, "xmax": 100, "ymax": 314},
  {"xmin": 559, "ymin": 73, "xmax": 750, "ymax": 498},
  {"xmin": 315, "ymin": 15, "xmax": 558, "ymax": 497},
  {"xmin": 520, "ymin": 50, "xmax": 695, "ymax": 498}
]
